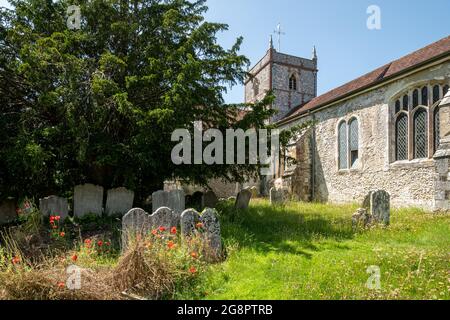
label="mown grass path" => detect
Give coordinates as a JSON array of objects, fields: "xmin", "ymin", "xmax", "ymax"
[{"xmin": 180, "ymin": 200, "xmax": 450, "ymax": 300}]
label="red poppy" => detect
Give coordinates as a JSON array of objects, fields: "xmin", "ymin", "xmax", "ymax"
[
  {"xmin": 189, "ymin": 266, "xmax": 197, "ymax": 274},
  {"xmin": 97, "ymin": 240, "xmax": 103, "ymax": 247},
  {"xmin": 167, "ymin": 240, "xmax": 175, "ymax": 250},
  {"xmin": 159, "ymin": 226, "xmax": 166, "ymax": 232},
  {"xmin": 57, "ymin": 282, "xmax": 65, "ymax": 289},
  {"xmin": 71, "ymin": 254, "xmax": 78, "ymax": 262},
  {"xmin": 11, "ymin": 256, "xmax": 20, "ymax": 265},
  {"xmin": 50, "ymin": 216, "xmax": 55, "ymax": 222},
  {"xmin": 59, "ymin": 232, "xmax": 65, "ymax": 237},
  {"xmin": 191, "ymin": 252, "xmax": 198, "ymax": 259},
  {"xmin": 170, "ymin": 227, "xmax": 177, "ymax": 235},
  {"xmin": 196, "ymin": 222, "xmax": 204, "ymax": 229},
  {"xmin": 55, "ymin": 216, "xmax": 61, "ymax": 221},
  {"xmin": 151, "ymin": 229, "xmax": 158, "ymax": 236}
]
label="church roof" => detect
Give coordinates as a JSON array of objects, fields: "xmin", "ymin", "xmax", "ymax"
[{"xmin": 279, "ymin": 35, "xmax": 450, "ymax": 124}]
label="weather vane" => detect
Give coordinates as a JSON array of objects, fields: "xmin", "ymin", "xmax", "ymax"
[{"xmin": 273, "ymin": 23, "xmax": 285, "ymax": 51}]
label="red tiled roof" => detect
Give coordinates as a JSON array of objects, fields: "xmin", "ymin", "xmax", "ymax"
[{"xmin": 280, "ymin": 35, "xmax": 450, "ymax": 124}]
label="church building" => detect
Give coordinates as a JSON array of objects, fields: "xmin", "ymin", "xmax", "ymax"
[{"xmin": 245, "ymin": 35, "xmax": 450, "ymax": 210}]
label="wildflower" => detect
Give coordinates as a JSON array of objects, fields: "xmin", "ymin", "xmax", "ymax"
[
  {"xmin": 191, "ymin": 252, "xmax": 198, "ymax": 259},
  {"xmin": 59, "ymin": 232, "xmax": 65, "ymax": 237},
  {"xmin": 151, "ymin": 229, "xmax": 158, "ymax": 236},
  {"xmin": 97, "ymin": 240, "xmax": 103, "ymax": 247},
  {"xmin": 159, "ymin": 226, "xmax": 166, "ymax": 232},
  {"xmin": 189, "ymin": 266, "xmax": 197, "ymax": 274},
  {"xmin": 57, "ymin": 282, "xmax": 65, "ymax": 289},
  {"xmin": 55, "ymin": 216, "xmax": 61, "ymax": 221},
  {"xmin": 84, "ymin": 239, "xmax": 92, "ymax": 248},
  {"xmin": 195, "ymin": 222, "xmax": 204, "ymax": 229},
  {"xmin": 105, "ymin": 241, "xmax": 111, "ymax": 246},
  {"xmin": 167, "ymin": 240, "xmax": 175, "ymax": 250},
  {"xmin": 170, "ymin": 227, "xmax": 177, "ymax": 235},
  {"xmin": 11, "ymin": 256, "xmax": 20, "ymax": 265},
  {"xmin": 71, "ymin": 254, "xmax": 78, "ymax": 262}
]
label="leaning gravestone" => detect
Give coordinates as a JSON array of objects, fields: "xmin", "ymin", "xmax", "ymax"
[
  {"xmin": 370, "ymin": 190, "xmax": 390, "ymax": 225},
  {"xmin": 122, "ymin": 207, "xmax": 180, "ymax": 251},
  {"xmin": 202, "ymin": 191, "xmax": 218, "ymax": 209},
  {"xmin": 105, "ymin": 187, "xmax": 134, "ymax": 216},
  {"xmin": 152, "ymin": 190, "xmax": 185, "ymax": 214},
  {"xmin": 270, "ymin": 187, "xmax": 286, "ymax": 205},
  {"xmin": 39, "ymin": 196, "xmax": 69, "ymax": 220},
  {"xmin": 235, "ymin": 189, "xmax": 252, "ymax": 209},
  {"xmin": 180, "ymin": 208, "xmax": 222, "ymax": 261},
  {"xmin": 74, "ymin": 184, "xmax": 104, "ymax": 217},
  {"xmin": 0, "ymin": 199, "xmax": 17, "ymax": 225}
]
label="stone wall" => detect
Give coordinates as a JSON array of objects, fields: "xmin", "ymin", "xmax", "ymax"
[{"xmin": 279, "ymin": 60, "xmax": 450, "ymax": 210}]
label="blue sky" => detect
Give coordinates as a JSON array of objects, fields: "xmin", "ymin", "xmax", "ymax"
[{"xmin": 2, "ymin": 0, "xmax": 449, "ymax": 103}]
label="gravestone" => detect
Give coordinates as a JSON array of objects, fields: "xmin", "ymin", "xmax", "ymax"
[
  {"xmin": 249, "ymin": 186, "xmax": 259, "ymax": 198},
  {"xmin": 352, "ymin": 208, "xmax": 372, "ymax": 230},
  {"xmin": 122, "ymin": 208, "xmax": 150, "ymax": 251},
  {"xmin": 152, "ymin": 190, "xmax": 185, "ymax": 214},
  {"xmin": 39, "ymin": 196, "xmax": 69, "ymax": 220},
  {"xmin": 152, "ymin": 190, "xmax": 168, "ymax": 212},
  {"xmin": 74, "ymin": 184, "xmax": 104, "ymax": 217},
  {"xmin": 370, "ymin": 190, "xmax": 390, "ymax": 225},
  {"xmin": 235, "ymin": 189, "xmax": 252, "ymax": 209},
  {"xmin": 180, "ymin": 208, "xmax": 222, "ymax": 261},
  {"xmin": 167, "ymin": 190, "xmax": 185, "ymax": 214},
  {"xmin": 122, "ymin": 207, "xmax": 179, "ymax": 251},
  {"xmin": 0, "ymin": 199, "xmax": 17, "ymax": 225},
  {"xmin": 270, "ymin": 187, "xmax": 286, "ymax": 205},
  {"xmin": 105, "ymin": 187, "xmax": 134, "ymax": 216},
  {"xmin": 202, "ymin": 191, "xmax": 218, "ymax": 209}
]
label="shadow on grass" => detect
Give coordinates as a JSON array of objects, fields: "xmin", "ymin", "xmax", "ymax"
[{"xmin": 218, "ymin": 201, "xmax": 355, "ymax": 258}]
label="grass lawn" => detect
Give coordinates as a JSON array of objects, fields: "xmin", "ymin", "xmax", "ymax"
[{"xmin": 178, "ymin": 200, "xmax": 450, "ymax": 300}]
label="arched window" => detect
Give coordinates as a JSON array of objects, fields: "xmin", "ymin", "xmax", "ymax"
[
  {"xmin": 338, "ymin": 121, "xmax": 348, "ymax": 169},
  {"xmin": 396, "ymin": 114, "xmax": 408, "ymax": 161},
  {"xmin": 414, "ymin": 109, "xmax": 428, "ymax": 159},
  {"xmin": 421, "ymin": 86, "xmax": 428, "ymax": 106},
  {"xmin": 289, "ymin": 75, "xmax": 297, "ymax": 91},
  {"xmin": 349, "ymin": 118, "xmax": 359, "ymax": 168},
  {"xmin": 433, "ymin": 85, "xmax": 440, "ymax": 104},
  {"xmin": 434, "ymin": 107, "xmax": 440, "ymax": 152},
  {"xmin": 444, "ymin": 85, "xmax": 449, "ymax": 96},
  {"xmin": 402, "ymin": 95, "xmax": 409, "ymax": 111},
  {"xmin": 413, "ymin": 89, "xmax": 419, "ymax": 107},
  {"xmin": 395, "ymin": 100, "xmax": 401, "ymax": 114}
]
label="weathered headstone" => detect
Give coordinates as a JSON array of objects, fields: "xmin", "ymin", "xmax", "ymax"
[
  {"xmin": 39, "ymin": 196, "xmax": 69, "ymax": 220},
  {"xmin": 270, "ymin": 187, "xmax": 287, "ymax": 205},
  {"xmin": 167, "ymin": 190, "xmax": 185, "ymax": 214},
  {"xmin": 105, "ymin": 187, "xmax": 134, "ymax": 216},
  {"xmin": 150, "ymin": 207, "xmax": 179, "ymax": 230},
  {"xmin": 235, "ymin": 189, "xmax": 252, "ymax": 209},
  {"xmin": 152, "ymin": 190, "xmax": 168, "ymax": 212},
  {"xmin": 152, "ymin": 190, "xmax": 185, "ymax": 214},
  {"xmin": 180, "ymin": 208, "xmax": 222, "ymax": 261},
  {"xmin": 249, "ymin": 186, "xmax": 259, "ymax": 198},
  {"xmin": 0, "ymin": 199, "xmax": 17, "ymax": 225},
  {"xmin": 74, "ymin": 184, "xmax": 104, "ymax": 217},
  {"xmin": 202, "ymin": 190, "xmax": 218, "ymax": 209},
  {"xmin": 370, "ymin": 190, "xmax": 390, "ymax": 225},
  {"xmin": 352, "ymin": 208, "xmax": 372, "ymax": 230},
  {"xmin": 122, "ymin": 208, "xmax": 150, "ymax": 251}
]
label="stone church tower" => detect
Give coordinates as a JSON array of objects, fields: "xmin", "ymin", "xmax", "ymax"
[{"xmin": 245, "ymin": 37, "xmax": 318, "ymax": 122}]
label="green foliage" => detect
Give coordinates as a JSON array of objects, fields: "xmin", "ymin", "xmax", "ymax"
[{"xmin": 0, "ymin": 0, "xmax": 284, "ymax": 202}]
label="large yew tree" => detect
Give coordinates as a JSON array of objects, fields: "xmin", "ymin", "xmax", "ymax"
[{"xmin": 0, "ymin": 0, "xmax": 278, "ymax": 202}]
